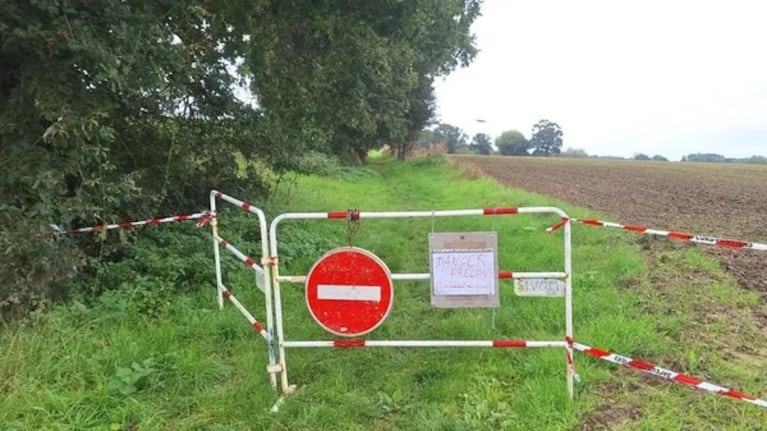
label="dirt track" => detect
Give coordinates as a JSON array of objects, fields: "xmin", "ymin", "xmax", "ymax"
[{"xmin": 457, "ymin": 155, "xmax": 767, "ymax": 294}]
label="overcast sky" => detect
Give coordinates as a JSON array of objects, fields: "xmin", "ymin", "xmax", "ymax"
[{"xmin": 434, "ymin": 0, "xmax": 767, "ymax": 160}]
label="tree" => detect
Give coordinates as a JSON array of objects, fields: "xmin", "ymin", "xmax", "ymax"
[
  {"xmin": 529, "ymin": 119, "xmax": 563, "ymax": 156},
  {"xmin": 495, "ymin": 130, "xmax": 529, "ymax": 156},
  {"xmin": 470, "ymin": 133, "xmax": 493, "ymax": 155},
  {"xmin": 652, "ymin": 155, "xmax": 668, "ymax": 161},
  {"xmin": 683, "ymin": 153, "xmax": 726, "ymax": 163},
  {"xmin": 245, "ymin": 1, "xmax": 481, "ymax": 163},
  {"xmin": 0, "ymin": 0, "xmax": 482, "ymax": 313},
  {"xmin": 634, "ymin": 153, "xmax": 651, "ymax": 161},
  {"xmin": 561, "ymin": 148, "xmax": 589, "ymax": 158},
  {"xmin": 433, "ymin": 123, "xmax": 468, "ymax": 154}
]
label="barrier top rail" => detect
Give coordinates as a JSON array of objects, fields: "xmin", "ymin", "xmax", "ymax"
[{"xmin": 548, "ymin": 217, "xmax": 767, "ymax": 251}]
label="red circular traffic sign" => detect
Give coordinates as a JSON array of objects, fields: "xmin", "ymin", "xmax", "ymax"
[{"xmin": 305, "ymin": 247, "xmax": 393, "ymax": 337}]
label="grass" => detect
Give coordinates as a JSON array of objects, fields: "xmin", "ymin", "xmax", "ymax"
[{"xmin": 1, "ymin": 154, "xmax": 765, "ymax": 430}]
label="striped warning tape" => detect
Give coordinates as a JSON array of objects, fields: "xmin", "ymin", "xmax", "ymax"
[
  {"xmin": 52, "ymin": 211, "xmax": 212, "ymax": 235},
  {"xmin": 571, "ymin": 340, "xmax": 767, "ymax": 409},
  {"xmin": 547, "ymin": 217, "xmax": 767, "ymax": 251}
]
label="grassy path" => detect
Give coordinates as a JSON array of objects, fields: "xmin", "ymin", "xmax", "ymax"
[{"xmin": 1, "ymin": 156, "xmax": 765, "ymax": 430}]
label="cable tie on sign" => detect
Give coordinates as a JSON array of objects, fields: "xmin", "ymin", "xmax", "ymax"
[
  {"xmin": 346, "ymin": 209, "xmax": 361, "ymax": 247},
  {"xmin": 546, "ymin": 217, "xmax": 569, "ymax": 234},
  {"xmin": 196, "ymin": 212, "xmax": 213, "ymax": 228}
]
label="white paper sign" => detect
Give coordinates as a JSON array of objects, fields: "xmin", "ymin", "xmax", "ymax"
[
  {"xmin": 514, "ymin": 278, "xmax": 565, "ymax": 297},
  {"xmin": 431, "ymin": 250, "xmax": 496, "ymax": 296}
]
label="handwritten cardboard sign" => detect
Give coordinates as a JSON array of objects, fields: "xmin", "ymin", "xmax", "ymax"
[
  {"xmin": 513, "ymin": 278, "xmax": 565, "ymax": 297},
  {"xmin": 429, "ymin": 232, "xmax": 499, "ymax": 308}
]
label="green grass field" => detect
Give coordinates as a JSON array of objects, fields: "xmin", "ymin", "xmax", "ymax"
[{"xmin": 2, "ymin": 155, "xmax": 765, "ymax": 430}]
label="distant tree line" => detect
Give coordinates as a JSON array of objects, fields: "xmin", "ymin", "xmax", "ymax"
[
  {"xmin": 681, "ymin": 153, "xmax": 767, "ymax": 164},
  {"xmin": 420, "ymin": 119, "xmax": 564, "ymax": 157},
  {"xmin": 417, "ymin": 121, "xmax": 767, "ymax": 165}
]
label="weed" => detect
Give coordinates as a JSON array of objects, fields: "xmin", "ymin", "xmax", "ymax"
[{"xmin": 107, "ymin": 358, "xmax": 160, "ymax": 395}]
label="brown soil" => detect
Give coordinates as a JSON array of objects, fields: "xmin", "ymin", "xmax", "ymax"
[{"xmin": 457, "ymin": 156, "xmax": 767, "ymax": 294}]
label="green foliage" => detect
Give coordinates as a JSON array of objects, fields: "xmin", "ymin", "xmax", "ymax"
[
  {"xmin": 0, "ymin": 0, "xmax": 481, "ymax": 314},
  {"xmin": 682, "ymin": 153, "xmax": 767, "ymax": 164},
  {"xmin": 3, "ymin": 158, "xmax": 765, "ymax": 429},
  {"xmin": 107, "ymin": 359, "xmax": 159, "ymax": 395},
  {"xmin": 433, "ymin": 123, "xmax": 469, "ymax": 154},
  {"xmin": 2, "ymin": 158, "xmax": 767, "ymax": 429},
  {"xmin": 294, "ymin": 151, "xmax": 342, "ymax": 177},
  {"xmin": 470, "ymin": 133, "xmax": 493, "ymax": 155},
  {"xmin": 634, "ymin": 153, "xmax": 651, "ymax": 160},
  {"xmin": 561, "ymin": 147, "xmax": 589, "ymax": 158},
  {"xmin": 530, "ymin": 119, "xmax": 563, "ymax": 156},
  {"xmin": 683, "ymin": 153, "xmax": 727, "ymax": 162},
  {"xmin": 495, "ymin": 130, "xmax": 529, "ymax": 156},
  {"xmin": 245, "ymin": 1, "xmax": 481, "ymax": 162}
]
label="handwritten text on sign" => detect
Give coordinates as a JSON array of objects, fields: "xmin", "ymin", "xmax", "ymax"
[
  {"xmin": 431, "ymin": 250, "xmax": 496, "ymax": 296},
  {"xmin": 513, "ymin": 278, "xmax": 565, "ymax": 297}
]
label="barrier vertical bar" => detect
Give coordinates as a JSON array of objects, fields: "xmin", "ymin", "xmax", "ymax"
[
  {"xmin": 270, "ymin": 214, "xmax": 292, "ymax": 394},
  {"xmin": 564, "ymin": 218, "xmax": 574, "ymax": 399},
  {"xmin": 209, "ymin": 192, "xmax": 224, "ymax": 310}
]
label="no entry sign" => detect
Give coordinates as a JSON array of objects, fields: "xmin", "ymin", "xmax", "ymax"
[{"xmin": 305, "ymin": 247, "xmax": 393, "ymax": 337}]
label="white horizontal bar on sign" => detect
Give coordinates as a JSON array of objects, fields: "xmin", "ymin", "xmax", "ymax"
[
  {"xmin": 317, "ymin": 284, "xmax": 381, "ymax": 301},
  {"xmin": 283, "ymin": 340, "xmax": 568, "ymax": 348}
]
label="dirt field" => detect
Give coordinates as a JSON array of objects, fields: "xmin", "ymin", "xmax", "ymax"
[{"xmin": 456, "ymin": 155, "xmax": 767, "ymax": 294}]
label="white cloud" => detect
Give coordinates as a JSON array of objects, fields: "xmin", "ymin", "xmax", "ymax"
[{"xmin": 435, "ymin": 0, "xmax": 767, "ymax": 159}]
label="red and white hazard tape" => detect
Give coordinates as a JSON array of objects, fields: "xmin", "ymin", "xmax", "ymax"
[
  {"xmin": 571, "ymin": 341, "xmax": 767, "ymax": 409},
  {"xmin": 53, "ymin": 211, "xmax": 211, "ymax": 235},
  {"xmin": 548, "ymin": 218, "xmax": 767, "ymax": 251}
]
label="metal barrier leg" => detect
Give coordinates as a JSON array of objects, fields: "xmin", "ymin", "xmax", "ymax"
[{"xmin": 210, "ymin": 195, "xmax": 224, "ymax": 310}]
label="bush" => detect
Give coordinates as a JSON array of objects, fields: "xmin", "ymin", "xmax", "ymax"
[{"xmin": 295, "ymin": 151, "xmax": 342, "ymax": 176}]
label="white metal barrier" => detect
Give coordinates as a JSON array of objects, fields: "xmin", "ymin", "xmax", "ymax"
[
  {"xmin": 53, "ymin": 193, "xmax": 767, "ymax": 411},
  {"xmin": 209, "ymin": 190, "xmax": 278, "ymax": 389},
  {"xmin": 268, "ymin": 206, "xmax": 574, "ymax": 398}
]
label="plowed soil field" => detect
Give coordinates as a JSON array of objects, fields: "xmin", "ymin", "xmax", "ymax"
[{"xmin": 456, "ymin": 155, "xmax": 767, "ymax": 294}]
